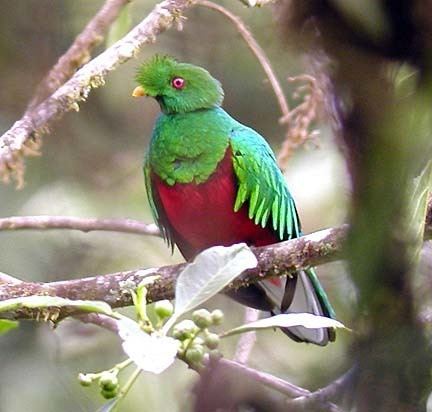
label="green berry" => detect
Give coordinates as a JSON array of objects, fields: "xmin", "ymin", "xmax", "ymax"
[
  {"xmin": 192, "ymin": 309, "xmax": 212, "ymax": 329},
  {"xmin": 172, "ymin": 319, "xmax": 199, "ymax": 340},
  {"xmin": 99, "ymin": 371, "xmax": 119, "ymax": 391},
  {"xmin": 78, "ymin": 373, "xmax": 92, "ymax": 387},
  {"xmin": 185, "ymin": 346, "xmax": 204, "ymax": 365},
  {"xmin": 211, "ymin": 309, "xmax": 224, "ymax": 325},
  {"xmin": 190, "ymin": 342, "xmax": 205, "ymax": 352},
  {"xmin": 154, "ymin": 300, "xmax": 174, "ymax": 319},
  {"xmin": 193, "ymin": 336, "xmax": 205, "ymax": 346},
  {"xmin": 204, "ymin": 333, "xmax": 220, "ymax": 350},
  {"xmin": 101, "ymin": 387, "xmax": 118, "ymax": 399}
]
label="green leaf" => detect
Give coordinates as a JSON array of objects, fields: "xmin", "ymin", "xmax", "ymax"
[
  {"xmin": 0, "ymin": 319, "xmax": 19, "ymax": 335},
  {"xmin": 0, "ymin": 296, "xmax": 114, "ymax": 316},
  {"xmin": 221, "ymin": 313, "xmax": 347, "ymax": 338},
  {"xmin": 162, "ymin": 243, "xmax": 257, "ymax": 333}
]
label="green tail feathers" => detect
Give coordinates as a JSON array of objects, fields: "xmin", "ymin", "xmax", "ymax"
[
  {"xmin": 305, "ymin": 268, "xmax": 336, "ymax": 319},
  {"xmin": 305, "ymin": 267, "xmax": 337, "ymax": 342}
]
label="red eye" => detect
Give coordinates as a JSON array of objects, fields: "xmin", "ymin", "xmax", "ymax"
[{"xmin": 171, "ymin": 77, "xmax": 185, "ymax": 90}]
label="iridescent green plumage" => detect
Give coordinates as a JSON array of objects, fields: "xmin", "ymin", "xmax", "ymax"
[
  {"xmin": 144, "ymin": 106, "xmax": 300, "ymax": 243},
  {"xmin": 230, "ymin": 127, "xmax": 300, "ymax": 239},
  {"xmin": 137, "ymin": 55, "xmax": 336, "ymax": 345}
]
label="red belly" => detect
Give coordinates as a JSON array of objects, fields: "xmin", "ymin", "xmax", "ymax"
[{"xmin": 152, "ymin": 150, "xmax": 279, "ymax": 260}]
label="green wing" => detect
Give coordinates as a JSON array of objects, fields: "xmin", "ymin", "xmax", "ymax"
[
  {"xmin": 144, "ymin": 153, "xmax": 175, "ymax": 251},
  {"xmin": 230, "ymin": 127, "xmax": 301, "ymax": 240}
]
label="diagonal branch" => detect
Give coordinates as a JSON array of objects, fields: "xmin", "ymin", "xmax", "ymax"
[
  {"xmin": 286, "ymin": 366, "xmax": 357, "ymax": 410},
  {"xmin": 216, "ymin": 357, "xmax": 309, "ymax": 398},
  {"xmin": 200, "ymin": 357, "xmax": 343, "ymax": 411},
  {"xmin": 26, "ymin": 0, "xmax": 130, "ymax": 112},
  {"xmin": 0, "ymin": 0, "xmax": 192, "ymax": 188}
]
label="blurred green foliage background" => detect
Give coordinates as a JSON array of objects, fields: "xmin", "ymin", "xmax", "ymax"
[{"xmin": 0, "ymin": 1, "xmax": 353, "ymax": 411}]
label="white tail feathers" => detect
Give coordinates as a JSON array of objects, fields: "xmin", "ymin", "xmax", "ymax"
[{"xmin": 260, "ymin": 271, "xmax": 331, "ymax": 346}]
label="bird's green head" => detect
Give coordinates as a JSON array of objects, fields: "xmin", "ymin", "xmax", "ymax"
[{"xmin": 133, "ymin": 55, "xmax": 224, "ymax": 114}]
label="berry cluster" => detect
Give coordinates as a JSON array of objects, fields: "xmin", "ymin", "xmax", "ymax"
[{"xmin": 174, "ymin": 309, "xmax": 224, "ymax": 369}]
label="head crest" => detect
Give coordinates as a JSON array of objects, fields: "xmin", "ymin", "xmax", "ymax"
[{"xmin": 135, "ymin": 55, "xmax": 224, "ymax": 114}]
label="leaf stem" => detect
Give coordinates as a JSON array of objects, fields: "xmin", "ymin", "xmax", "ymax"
[{"xmin": 114, "ymin": 367, "xmax": 142, "ymax": 410}]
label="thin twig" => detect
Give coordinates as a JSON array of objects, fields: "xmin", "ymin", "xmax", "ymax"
[
  {"xmin": 195, "ymin": 0, "xmax": 290, "ymax": 120},
  {"xmin": 26, "ymin": 0, "xmax": 130, "ymax": 112},
  {"xmin": 277, "ymin": 74, "xmax": 324, "ymax": 169},
  {"xmin": 287, "ymin": 366, "xmax": 357, "ymax": 408},
  {"xmin": 0, "ymin": 200, "xmax": 431, "ymax": 237},
  {"xmin": 216, "ymin": 357, "xmax": 309, "ymax": 398},
  {"xmin": 211, "ymin": 358, "xmax": 344, "ymax": 411},
  {"xmin": 0, "ymin": 0, "xmax": 192, "ymax": 187},
  {"xmin": 0, "ymin": 215, "xmax": 161, "ymax": 237},
  {"xmin": 233, "ymin": 307, "xmax": 259, "ymax": 364}
]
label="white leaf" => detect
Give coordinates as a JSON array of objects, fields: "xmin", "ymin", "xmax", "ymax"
[
  {"xmin": 117, "ymin": 318, "xmax": 180, "ymax": 374},
  {"xmin": 117, "ymin": 316, "xmax": 143, "ymax": 340},
  {"xmin": 163, "ymin": 243, "xmax": 257, "ymax": 333},
  {"xmin": 222, "ymin": 313, "xmax": 347, "ymax": 337}
]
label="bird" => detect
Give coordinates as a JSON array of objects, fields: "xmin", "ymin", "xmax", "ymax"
[{"xmin": 133, "ymin": 55, "xmax": 335, "ymax": 345}]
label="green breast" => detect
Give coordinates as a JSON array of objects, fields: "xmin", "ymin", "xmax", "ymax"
[{"xmin": 148, "ymin": 108, "xmax": 232, "ymax": 185}]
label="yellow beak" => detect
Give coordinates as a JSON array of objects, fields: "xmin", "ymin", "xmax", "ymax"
[{"xmin": 132, "ymin": 85, "xmax": 146, "ymax": 97}]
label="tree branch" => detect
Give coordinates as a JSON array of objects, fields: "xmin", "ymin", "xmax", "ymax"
[
  {"xmin": 26, "ymin": 0, "xmax": 130, "ymax": 112},
  {"xmin": 1, "ymin": 213, "xmax": 432, "ymax": 320},
  {"xmin": 0, "ymin": 201, "xmax": 431, "ymax": 319},
  {"xmin": 7, "ymin": 202, "xmax": 431, "ymax": 240},
  {"xmin": 216, "ymin": 357, "xmax": 309, "ymax": 398},
  {"xmin": 286, "ymin": 366, "xmax": 357, "ymax": 410},
  {"xmin": 202, "ymin": 357, "xmax": 343, "ymax": 412},
  {"xmin": 0, "ymin": 225, "xmax": 345, "ymax": 320},
  {"xmin": 0, "ymin": 215, "xmax": 160, "ymax": 237},
  {"xmin": 0, "ymin": 0, "xmax": 192, "ymax": 188}
]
